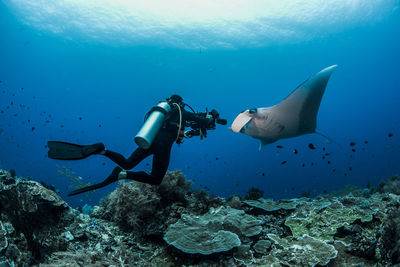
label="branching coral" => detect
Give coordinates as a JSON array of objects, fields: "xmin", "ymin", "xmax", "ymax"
[
  {"xmin": 244, "ymin": 187, "xmax": 264, "ymax": 200},
  {"xmin": 103, "ymin": 180, "xmax": 161, "ymax": 233}
]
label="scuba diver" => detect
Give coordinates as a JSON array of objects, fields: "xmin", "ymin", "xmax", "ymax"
[{"xmin": 47, "ymin": 94, "xmax": 227, "ymax": 196}]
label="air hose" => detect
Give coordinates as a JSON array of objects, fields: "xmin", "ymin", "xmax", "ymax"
[{"xmin": 173, "ymin": 103, "xmax": 183, "ymax": 143}]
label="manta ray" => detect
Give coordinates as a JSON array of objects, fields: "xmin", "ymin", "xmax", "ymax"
[{"xmin": 231, "ymin": 65, "xmax": 337, "ymax": 150}]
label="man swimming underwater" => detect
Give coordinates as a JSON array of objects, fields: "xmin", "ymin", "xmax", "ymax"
[{"xmin": 48, "ymin": 94, "xmax": 227, "ymax": 196}]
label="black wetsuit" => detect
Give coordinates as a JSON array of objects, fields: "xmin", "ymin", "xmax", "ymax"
[{"xmin": 103, "ymin": 106, "xmax": 208, "ymax": 185}]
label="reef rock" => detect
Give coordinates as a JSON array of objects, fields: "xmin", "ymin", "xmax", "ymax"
[{"xmin": 0, "ymin": 169, "xmax": 75, "ymax": 265}]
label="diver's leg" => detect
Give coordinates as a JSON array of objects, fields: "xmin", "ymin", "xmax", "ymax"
[
  {"xmin": 103, "ymin": 148, "xmax": 152, "ymax": 170},
  {"xmin": 67, "ymin": 166, "xmax": 122, "ymax": 196},
  {"xmin": 121, "ymin": 146, "xmax": 171, "ymax": 185}
]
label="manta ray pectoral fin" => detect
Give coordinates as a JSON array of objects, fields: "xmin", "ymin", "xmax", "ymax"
[{"xmin": 275, "ymin": 64, "xmax": 338, "ymax": 135}]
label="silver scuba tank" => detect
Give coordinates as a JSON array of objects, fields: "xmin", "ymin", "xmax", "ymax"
[{"xmin": 134, "ymin": 102, "xmax": 171, "ymax": 149}]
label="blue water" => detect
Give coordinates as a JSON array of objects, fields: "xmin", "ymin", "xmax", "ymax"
[{"xmin": 1, "ymin": 2, "xmax": 399, "ymax": 208}]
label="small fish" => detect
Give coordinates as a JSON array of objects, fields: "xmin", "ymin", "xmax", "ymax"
[
  {"xmin": 308, "ymin": 143, "xmax": 316, "ymax": 150},
  {"xmin": 98, "ymin": 124, "xmax": 102, "ymax": 128},
  {"xmin": 293, "ymin": 149, "xmax": 298, "ymax": 154},
  {"xmin": 79, "ymin": 117, "xmax": 82, "ymax": 120},
  {"xmin": 351, "ymin": 148, "xmax": 356, "ymax": 152},
  {"xmin": 322, "ymin": 156, "xmax": 325, "ymax": 160},
  {"xmin": 322, "ymin": 147, "xmax": 326, "ymax": 151},
  {"xmin": 388, "ymin": 133, "xmax": 393, "ymax": 137},
  {"xmin": 327, "ymin": 161, "xmax": 331, "ymax": 164},
  {"xmin": 281, "ymin": 161, "xmax": 287, "ymax": 165},
  {"xmin": 311, "ymin": 162, "xmax": 314, "ymax": 166},
  {"xmin": 302, "ymin": 163, "xmax": 305, "ymax": 167},
  {"xmin": 325, "ymin": 153, "xmax": 331, "ymax": 156},
  {"xmin": 276, "ymin": 145, "xmax": 284, "ymax": 149},
  {"xmin": 31, "ymin": 126, "xmax": 35, "ymax": 131},
  {"xmin": 332, "ymin": 168, "xmax": 336, "ymax": 172},
  {"xmin": 216, "ymin": 157, "xmax": 219, "ymax": 160},
  {"xmin": 349, "ymin": 167, "xmax": 352, "ymax": 171},
  {"xmin": 364, "ymin": 141, "xmax": 368, "ymax": 144},
  {"xmin": 261, "ymin": 173, "xmax": 265, "ymax": 176},
  {"xmin": 349, "ymin": 142, "xmax": 356, "ymax": 146}
]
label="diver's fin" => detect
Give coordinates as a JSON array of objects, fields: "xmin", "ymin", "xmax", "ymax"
[
  {"xmin": 67, "ymin": 183, "xmax": 104, "ymax": 196},
  {"xmin": 67, "ymin": 167, "xmax": 122, "ymax": 196},
  {"xmin": 47, "ymin": 141, "xmax": 105, "ymax": 160}
]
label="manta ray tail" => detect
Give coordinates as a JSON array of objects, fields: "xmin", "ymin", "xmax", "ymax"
[{"xmin": 315, "ymin": 131, "xmax": 342, "ymax": 148}]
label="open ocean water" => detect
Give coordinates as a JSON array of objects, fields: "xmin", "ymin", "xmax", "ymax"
[{"xmin": 0, "ymin": 0, "xmax": 399, "ymax": 208}]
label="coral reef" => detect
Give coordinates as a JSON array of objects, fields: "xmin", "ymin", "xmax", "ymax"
[
  {"xmin": 253, "ymin": 239, "xmax": 271, "ymax": 254},
  {"xmin": 378, "ymin": 174, "xmax": 400, "ymax": 195},
  {"xmin": 164, "ymin": 206, "xmax": 261, "ymax": 255},
  {"xmin": 378, "ymin": 194, "xmax": 400, "ymax": 265},
  {"xmin": 93, "ymin": 170, "xmax": 224, "ymax": 239},
  {"xmin": 284, "ymin": 198, "xmax": 375, "ymax": 241},
  {"xmin": 1, "ymin": 168, "xmax": 400, "ymax": 266},
  {"xmin": 244, "ymin": 187, "xmax": 264, "ymax": 200},
  {"xmin": 265, "ymin": 234, "xmax": 338, "ymax": 266},
  {"xmin": 244, "ymin": 197, "xmax": 305, "ymax": 212},
  {"xmin": 0, "ymin": 169, "xmax": 75, "ymax": 265},
  {"xmin": 244, "ymin": 197, "xmax": 332, "ymax": 213}
]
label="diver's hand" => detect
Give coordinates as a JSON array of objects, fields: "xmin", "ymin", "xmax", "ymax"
[{"xmin": 184, "ymin": 129, "xmax": 200, "ymax": 138}]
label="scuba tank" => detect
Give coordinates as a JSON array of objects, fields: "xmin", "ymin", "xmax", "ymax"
[{"xmin": 134, "ymin": 102, "xmax": 171, "ymax": 149}]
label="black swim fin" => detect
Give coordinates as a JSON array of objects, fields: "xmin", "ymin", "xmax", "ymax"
[
  {"xmin": 67, "ymin": 167, "xmax": 122, "ymax": 196},
  {"xmin": 47, "ymin": 141, "xmax": 105, "ymax": 160}
]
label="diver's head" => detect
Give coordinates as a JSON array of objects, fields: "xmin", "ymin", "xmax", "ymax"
[{"xmin": 167, "ymin": 94, "xmax": 184, "ymax": 107}]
